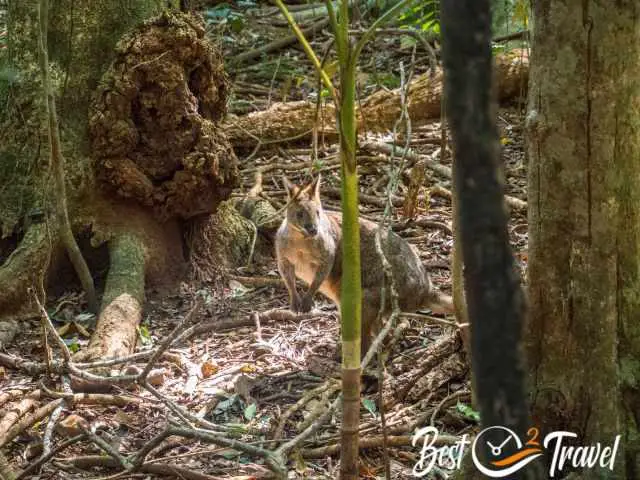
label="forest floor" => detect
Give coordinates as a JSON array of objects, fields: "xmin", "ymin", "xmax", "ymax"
[{"xmin": 0, "ymin": 3, "xmax": 529, "ymax": 479}]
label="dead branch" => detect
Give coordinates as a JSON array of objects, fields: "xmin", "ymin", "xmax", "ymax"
[
  {"xmin": 16, "ymin": 435, "xmax": 85, "ymax": 480},
  {"xmin": 227, "ymin": 50, "xmax": 529, "ymax": 147},
  {"xmin": 301, "ymin": 433, "xmax": 460, "ymax": 458},
  {"xmin": 140, "ymin": 297, "xmax": 203, "ymax": 380},
  {"xmin": 167, "ymin": 425, "xmax": 286, "ymax": 478},
  {"xmin": 273, "ymin": 380, "xmax": 339, "ymax": 441},
  {"xmin": 231, "ymin": 17, "xmax": 330, "ymax": 66},
  {"xmin": 0, "ymin": 399, "xmax": 64, "ymax": 448}
]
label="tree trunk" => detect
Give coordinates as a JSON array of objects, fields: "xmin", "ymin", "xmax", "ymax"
[
  {"xmin": 526, "ymin": 1, "xmax": 640, "ymax": 478},
  {"xmin": 226, "ymin": 50, "xmax": 529, "ymax": 147},
  {"xmin": 1, "ymin": 1, "xmax": 163, "ymax": 313},
  {"xmin": 1, "ymin": 4, "xmax": 237, "ymax": 361},
  {"xmin": 442, "ymin": 0, "xmax": 538, "ymax": 478}
]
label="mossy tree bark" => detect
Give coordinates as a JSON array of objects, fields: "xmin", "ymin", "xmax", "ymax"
[
  {"xmin": 526, "ymin": 1, "xmax": 640, "ymax": 478},
  {"xmin": 0, "ymin": 0, "xmax": 162, "ymax": 320},
  {"xmin": 1, "ymin": 3, "xmax": 236, "ymax": 361}
]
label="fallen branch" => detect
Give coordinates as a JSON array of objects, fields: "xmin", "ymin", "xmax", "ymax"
[
  {"xmin": 0, "ymin": 399, "xmax": 64, "ymax": 448},
  {"xmin": 231, "ymin": 17, "xmax": 330, "ymax": 66},
  {"xmin": 226, "ymin": 50, "xmax": 529, "ymax": 146},
  {"xmin": 301, "ymin": 433, "xmax": 460, "ymax": 458}
]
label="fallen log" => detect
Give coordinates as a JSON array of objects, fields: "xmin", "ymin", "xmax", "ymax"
[{"xmin": 226, "ymin": 50, "xmax": 529, "ymax": 147}]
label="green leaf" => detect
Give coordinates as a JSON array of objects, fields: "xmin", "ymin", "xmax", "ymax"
[
  {"xmin": 312, "ymin": 159, "xmax": 325, "ymax": 171},
  {"xmin": 362, "ymin": 398, "xmax": 377, "ymax": 416},
  {"xmin": 221, "ymin": 449, "xmax": 239, "ymax": 460},
  {"xmin": 65, "ymin": 337, "xmax": 80, "ymax": 353},
  {"xmin": 400, "ymin": 36, "xmax": 417, "ymax": 50},
  {"xmin": 244, "ymin": 403, "xmax": 257, "ymax": 421},
  {"xmin": 214, "ymin": 394, "xmax": 238, "ymax": 414},
  {"xmin": 137, "ymin": 325, "xmax": 152, "ymax": 346},
  {"xmin": 456, "ymin": 402, "xmax": 480, "ymax": 422}
]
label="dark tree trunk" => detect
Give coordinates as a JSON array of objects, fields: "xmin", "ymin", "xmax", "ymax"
[{"xmin": 442, "ymin": 0, "xmax": 537, "ymax": 477}]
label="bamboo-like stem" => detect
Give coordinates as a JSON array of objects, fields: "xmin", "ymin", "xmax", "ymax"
[
  {"xmin": 269, "ymin": 2, "xmax": 414, "ymax": 477},
  {"xmin": 324, "ymin": 0, "xmax": 340, "ymax": 49},
  {"xmin": 273, "ymin": 0, "xmax": 337, "ymax": 101},
  {"xmin": 353, "ymin": 0, "xmax": 416, "ymax": 59},
  {"xmin": 37, "ymin": 0, "xmax": 98, "ymax": 313}
]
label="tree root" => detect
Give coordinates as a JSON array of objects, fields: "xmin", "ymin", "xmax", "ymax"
[
  {"xmin": 0, "ymin": 224, "xmax": 53, "ymax": 321},
  {"xmin": 76, "ymin": 232, "xmax": 145, "ymax": 362}
]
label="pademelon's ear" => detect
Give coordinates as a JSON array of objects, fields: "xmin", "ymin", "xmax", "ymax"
[
  {"xmin": 312, "ymin": 174, "xmax": 321, "ymax": 201},
  {"xmin": 303, "ymin": 174, "xmax": 321, "ymax": 201},
  {"xmin": 283, "ymin": 176, "xmax": 297, "ymax": 199}
]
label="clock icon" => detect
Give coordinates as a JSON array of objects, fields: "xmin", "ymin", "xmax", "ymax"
[{"xmin": 472, "ymin": 426, "xmax": 543, "ymax": 478}]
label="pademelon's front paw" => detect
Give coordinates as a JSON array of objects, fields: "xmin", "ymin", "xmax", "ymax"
[
  {"xmin": 290, "ymin": 294, "xmax": 303, "ymax": 313},
  {"xmin": 299, "ymin": 294, "xmax": 314, "ymax": 313}
]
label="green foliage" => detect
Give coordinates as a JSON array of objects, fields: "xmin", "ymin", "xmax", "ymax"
[
  {"xmin": 372, "ymin": 71, "xmax": 400, "ymax": 89},
  {"xmin": 366, "ymin": 0, "xmax": 440, "ymax": 34},
  {"xmin": 243, "ymin": 402, "xmax": 257, "ymax": 420},
  {"xmin": 397, "ymin": 0, "xmax": 440, "ymax": 34},
  {"xmin": 456, "ymin": 402, "xmax": 481, "ymax": 422},
  {"xmin": 492, "ymin": 0, "xmax": 529, "ymax": 37},
  {"xmin": 362, "ymin": 397, "xmax": 377, "ymax": 417},
  {"xmin": 205, "ymin": 3, "xmax": 250, "ymax": 33},
  {"xmin": 64, "ymin": 336, "xmax": 81, "ymax": 353},
  {"xmin": 366, "ymin": 0, "xmax": 529, "ymax": 40},
  {"xmin": 137, "ymin": 324, "xmax": 152, "ymax": 346}
]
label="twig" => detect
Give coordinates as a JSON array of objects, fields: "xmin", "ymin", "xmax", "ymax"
[
  {"xmin": 231, "ymin": 17, "xmax": 330, "ymax": 66},
  {"xmin": 493, "ymin": 30, "xmax": 529, "ymax": 43},
  {"xmin": 41, "ymin": 376, "xmax": 70, "ymax": 458},
  {"xmin": 267, "ymin": 54, "xmax": 282, "ymax": 108},
  {"xmin": 275, "ymin": 395, "xmax": 339, "ymax": 459},
  {"xmin": 130, "ymin": 427, "xmax": 172, "ymax": 468},
  {"xmin": 80, "ymin": 425, "xmax": 131, "ymax": 470},
  {"xmin": 167, "ymin": 425, "xmax": 286, "ymax": 478},
  {"xmin": 300, "ymin": 433, "xmax": 460, "ymax": 458},
  {"xmin": 0, "ymin": 398, "xmax": 64, "ymax": 448},
  {"xmin": 15, "ymin": 434, "xmax": 85, "ymax": 479},
  {"xmin": 430, "ymin": 390, "xmax": 471, "ymax": 426},
  {"xmin": 139, "ymin": 297, "xmax": 203, "ymax": 381},
  {"xmin": 31, "ymin": 288, "xmax": 72, "ymax": 363},
  {"xmin": 401, "ymin": 312, "xmax": 462, "ymax": 328},
  {"xmin": 36, "ymin": 0, "xmax": 97, "ymax": 312},
  {"xmin": 273, "ymin": 381, "xmax": 338, "ymax": 441}
]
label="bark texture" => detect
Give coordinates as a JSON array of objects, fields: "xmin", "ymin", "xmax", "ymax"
[
  {"xmin": 442, "ymin": 1, "xmax": 536, "ymax": 478},
  {"xmin": 526, "ymin": 2, "xmax": 640, "ymax": 478},
  {"xmin": 89, "ymin": 12, "xmax": 237, "ymax": 221},
  {"xmin": 1, "ymin": 5, "xmax": 236, "ymax": 362},
  {"xmin": 81, "ymin": 232, "xmax": 145, "ymax": 361},
  {"xmin": 226, "ymin": 50, "xmax": 529, "ymax": 147},
  {"xmin": 0, "ymin": 0, "xmax": 165, "ymax": 318}
]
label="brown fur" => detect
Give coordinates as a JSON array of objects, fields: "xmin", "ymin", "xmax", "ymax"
[{"xmin": 275, "ymin": 176, "xmax": 454, "ymax": 355}]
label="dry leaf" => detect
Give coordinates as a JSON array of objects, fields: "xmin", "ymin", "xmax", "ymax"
[
  {"xmin": 56, "ymin": 414, "xmax": 89, "ymax": 437},
  {"xmin": 201, "ymin": 360, "xmax": 219, "ymax": 378},
  {"xmin": 240, "ymin": 364, "xmax": 256, "ymax": 373}
]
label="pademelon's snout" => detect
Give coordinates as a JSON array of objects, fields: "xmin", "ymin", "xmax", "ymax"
[{"xmin": 305, "ymin": 223, "xmax": 318, "ymax": 236}]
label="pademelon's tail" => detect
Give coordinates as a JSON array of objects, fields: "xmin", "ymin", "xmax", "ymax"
[{"xmin": 426, "ymin": 289, "xmax": 455, "ymax": 314}]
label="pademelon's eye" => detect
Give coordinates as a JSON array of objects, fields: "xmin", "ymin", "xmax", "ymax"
[{"xmin": 296, "ymin": 211, "xmax": 305, "ymax": 221}]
